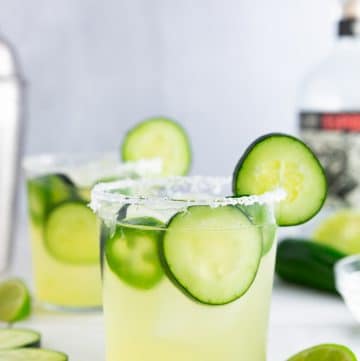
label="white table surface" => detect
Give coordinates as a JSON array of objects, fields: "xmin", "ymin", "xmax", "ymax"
[{"xmin": 5, "ymin": 223, "xmax": 360, "ymax": 361}]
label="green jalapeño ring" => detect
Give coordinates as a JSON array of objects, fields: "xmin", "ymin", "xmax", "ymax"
[
  {"xmin": 91, "ymin": 176, "xmax": 284, "ymax": 361},
  {"xmin": 23, "ymin": 154, "xmax": 161, "ymax": 311}
]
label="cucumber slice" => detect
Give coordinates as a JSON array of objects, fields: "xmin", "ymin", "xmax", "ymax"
[
  {"xmin": 0, "ymin": 349, "xmax": 68, "ymax": 361},
  {"xmin": 233, "ymin": 133, "xmax": 327, "ymax": 226},
  {"xmin": 27, "ymin": 174, "xmax": 75, "ymax": 224},
  {"xmin": 44, "ymin": 202, "xmax": 99, "ymax": 264},
  {"xmin": 27, "ymin": 179, "xmax": 48, "ymax": 225},
  {"xmin": 238, "ymin": 203, "xmax": 276, "ymax": 255},
  {"xmin": 0, "ymin": 329, "xmax": 40, "ymax": 350},
  {"xmin": 122, "ymin": 117, "xmax": 192, "ymax": 176},
  {"xmin": 276, "ymin": 238, "xmax": 345, "ymax": 294},
  {"xmin": 161, "ymin": 205, "xmax": 262, "ymax": 305},
  {"xmin": 105, "ymin": 217, "xmax": 165, "ymax": 290},
  {"xmin": 46, "ymin": 174, "xmax": 75, "ymax": 205}
]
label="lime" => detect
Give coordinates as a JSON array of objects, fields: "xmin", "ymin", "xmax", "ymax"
[
  {"xmin": 313, "ymin": 210, "xmax": 360, "ymax": 254},
  {"xmin": 287, "ymin": 344, "xmax": 357, "ymax": 361},
  {"xmin": 0, "ymin": 279, "xmax": 31, "ymax": 323}
]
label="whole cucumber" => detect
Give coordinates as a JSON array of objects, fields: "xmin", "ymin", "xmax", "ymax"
[{"xmin": 276, "ymin": 238, "xmax": 346, "ymax": 294}]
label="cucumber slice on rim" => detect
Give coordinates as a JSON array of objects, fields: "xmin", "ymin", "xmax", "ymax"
[
  {"xmin": 0, "ymin": 349, "xmax": 68, "ymax": 361},
  {"xmin": 122, "ymin": 117, "xmax": 192, "ymax": 176},
  {"xmin": 233, "ymin": 133, "xmax": 327, "ymax": 226},
  {"xmin": 44, "ymin": 202, "xmax": 99, "ymax": 264},
  {"xmin": 0, "ymin": 329, "xmax": 41, "ymax": 350},
  {"xmin": 160, "ymin": 205, "xmax": 262, "ymax": 305},
  {"xmin": 105, "ymin": 217, "xmax": 165, "ymax": 290}
]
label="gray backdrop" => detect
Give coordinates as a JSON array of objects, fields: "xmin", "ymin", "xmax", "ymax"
[
  {"xmin": 0, "ymin": 0, "xmax": 340, "ymax": 270},
  {"xmin": 0, "ymin": 0, "xmax": 338, "ymax": 176}
]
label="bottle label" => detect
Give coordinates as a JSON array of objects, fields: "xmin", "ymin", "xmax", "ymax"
[{"xmin": 300, "ymin": 112, "xmax": 360, "ymax": 206}]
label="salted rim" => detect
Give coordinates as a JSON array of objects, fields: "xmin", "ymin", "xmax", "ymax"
[
  {"xmin": 90, "ymin": 176, "xmax": 286, "ymax": 211},
  {"xmin": 22, "ymin": 152, "xmax": 116, "ymax": 170},
  {"xmin": 22, "ymin": 153, "xmax": 162, "ymax": 178}
]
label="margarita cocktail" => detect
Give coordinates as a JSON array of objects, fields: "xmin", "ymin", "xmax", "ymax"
[
  {"xmin": 91, "ymin": 177, "xmax": 280, "ymax": 360},
  {"xmin": 24, "ymin": 155, "xmax": 160, "ymax": 310}
]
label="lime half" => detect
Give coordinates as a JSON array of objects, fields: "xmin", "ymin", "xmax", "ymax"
[
  {"xmin": 313, "ymin": 210, "xmax": 360, "ymax": 254},
  {"xmin": 0, "ymin": 279, "xmax": 31, "ymax": 323},
  {"xmin": 288, "ymin": 344, "xmax": 357, "ymax": 361}
]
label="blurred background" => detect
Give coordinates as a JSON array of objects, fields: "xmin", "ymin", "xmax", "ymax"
[{"xmin": 0, "ymin": 0, "xmax": 339, "ymax": 175}]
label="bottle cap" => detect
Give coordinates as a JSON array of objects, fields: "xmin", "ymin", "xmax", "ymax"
[
  {"xmin": 342, "ymin": 0, "xmax": 360, "ymax": 18},
  {"xmin": 339, "ymin": 0, "xmax": 360, "ymax": 36}
]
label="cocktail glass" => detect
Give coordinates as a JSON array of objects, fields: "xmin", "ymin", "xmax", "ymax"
[
  {"xmin": 23, "ymin": 154, "xmax": 161, "ymax": 311},
  {"xmin": 91, "ymin": 176, "xmax": 282, "ymax": 360}
]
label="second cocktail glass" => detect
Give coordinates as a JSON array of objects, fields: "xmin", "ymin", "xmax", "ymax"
[
  {"xmin": 91, "ymin": 176, "xmax": 282, "ymax": 360},
  {"xmin": 23, "ymin": 154, "xmax": 161, "ymax": 311}
]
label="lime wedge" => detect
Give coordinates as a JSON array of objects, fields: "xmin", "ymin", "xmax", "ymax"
[
  {"xmin": 0, "ymin": 279, "xmax": 31, "ymax": 323},
  {"xmin": 313, "ymin": 210, "xmax": 360, "ymax": 254},
  {"xmin": 287, "ymin": 344, "xmax": 357, "ymax": 361}
]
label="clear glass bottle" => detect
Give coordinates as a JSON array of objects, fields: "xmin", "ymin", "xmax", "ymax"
[{"xmin": 298, "ymin": 0, "xmax": 360, "ymax": 222}]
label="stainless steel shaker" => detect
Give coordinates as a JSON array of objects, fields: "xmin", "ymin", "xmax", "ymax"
[{"xmin": 0, "ymin": 34, "xmax": 25, "ymax": 272}]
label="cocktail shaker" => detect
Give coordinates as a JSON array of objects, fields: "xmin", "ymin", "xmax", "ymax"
[{"xmin": 0, "ymin": 33, "xmax": 25, "ymax": 272}]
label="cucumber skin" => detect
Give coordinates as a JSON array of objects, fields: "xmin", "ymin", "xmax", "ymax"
[
  {"xmin": 0, "ymin": 329, "xmax": 41, "ymax": 350},
  {"xmin": 22, "ymin": 340, "xmax": 40, "ymax": 349},
  {"xmin": 232, "ymin": 132, "xmax": 328, "ymax": 226},
  {"xmin": 276, "ymin": 238, "xmax": 346, "ymax": 294},
  {"xmin": 159, "ymin": 205, "xmax": 262, "ymax": 306},
  {"xmin": 0, "ymin": 348, "xmax": 68, "ymax": 360}
]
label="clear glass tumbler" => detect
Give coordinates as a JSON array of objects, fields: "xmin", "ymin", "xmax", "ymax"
[
  {"xmin": 23, "ymin": 154, "xmax": 161, "ymax": 311},
  {"xmin": 91, "ymin": 176, "xmax": 281, "ymax": 360}
]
